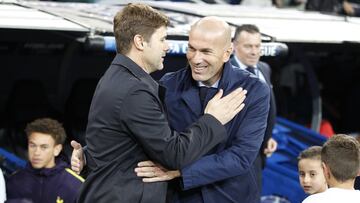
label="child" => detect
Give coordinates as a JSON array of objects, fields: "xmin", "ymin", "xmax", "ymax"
[
  {"xmin": 6, "ymin": 118, "xmax": 84, "ymax": 203},
  {"xmin": 298, "ymin": 146, "xmax": 328, "ymax": 195},
  {"xmin": 302, "ymin": 134, "xmax": 360, "ymax": 203}
]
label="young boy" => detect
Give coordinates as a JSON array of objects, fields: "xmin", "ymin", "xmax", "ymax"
[
  {"xmin": 302, "ymin": 134, "xmax": 360, "ymax": 203},
  {"xmin": 298, "ymin": 146, "xmax": 328, "ymax": 195},
  {"xmin": 6, "ymin": 118, "xmax": 84, "ymax": 203}
]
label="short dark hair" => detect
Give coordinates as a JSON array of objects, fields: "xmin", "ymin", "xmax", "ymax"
[
  {"xmin": 298, "ymin": 146, "xmax": 322, "ymax": 161},
  {"xmin": 25, "ymin": 118, "xmax": 66, "ymax": 145},
  {"xmin": 233, "ymin": 24, "xmax": 260, "ymax": 42},
  {"xmin": 321, "ymin": 134, "xmax": 360, "ymax": 182},
  {"xmin": 113, "ymin": 3, "xmax": 169, "ymax": 55}
]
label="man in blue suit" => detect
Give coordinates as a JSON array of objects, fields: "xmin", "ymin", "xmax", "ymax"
[
  {"xmin": 230, "ymin": 24, "xmax": 278, "ymax": 192},
  {"xmin": 135, "ymin": 17, "xmax": 270, "ymax": 203}
]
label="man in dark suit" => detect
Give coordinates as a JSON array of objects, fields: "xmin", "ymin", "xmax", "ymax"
[
  {"xmin": 230, "ymin": 24, "xmax": 278, "ymax": 190},
  {"xmin": 135, "ymin": 17, "xmax": 270, "ymax": 203},
  {"xmin": 73, "ymin": 4, "xmax": 246, "ymax": 203}
]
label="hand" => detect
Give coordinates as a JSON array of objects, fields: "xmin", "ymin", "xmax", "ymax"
[
  {"xmin": 205, "ymin": 88, "xmax": 247, "ymax": 125},
  {"xmin": 70, "ymin": 140, "xmax": 85, "ymax": 174},
  {"xmin": 134, "ymin": 161, "xmax": 180, "ymax": 182},
  {"xmin": 263, "ymin": 137, "xmax": 278, "ymax": 157}
]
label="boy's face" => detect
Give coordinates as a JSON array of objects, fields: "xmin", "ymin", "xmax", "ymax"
[
  {"xmin": 28, "ymin": 132, "xmax": 62, "ymax": 169},
  {"xmin": 298, "ymin": 158, "xmax": 327, "ymax": 194}
]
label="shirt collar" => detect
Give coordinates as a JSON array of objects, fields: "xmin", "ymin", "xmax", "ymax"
[
  {"xmin": 197, "ymin": 80, "xmax": 219, "ymax": 88},
  {"xmin": 234, "ymin": 55, "xmax": 257, "ymax": 70}
]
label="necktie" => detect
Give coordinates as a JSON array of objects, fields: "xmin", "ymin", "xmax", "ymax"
[
  {"xmin": 246, "ymin": 66, "xmax": 256, "ymax": 75},
  {"xmin": 199, "ymin": 86, "xmax": 209, "ymax": 107}
]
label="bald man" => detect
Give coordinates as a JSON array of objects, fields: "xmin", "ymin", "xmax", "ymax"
[{"xmin": 135, "ymin": 16, "xmax": 270, "ymax": 203}]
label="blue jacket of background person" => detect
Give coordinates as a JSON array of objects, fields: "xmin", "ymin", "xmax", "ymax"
[
  {"xmin": 160, "ymin": 61, "xmax": 270, "ymax": 203},
  {"xmin": 6, "ymin": 154, "xmax": 83, "ymax": 203}
]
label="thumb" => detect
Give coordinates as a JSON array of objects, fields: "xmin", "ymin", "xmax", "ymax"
[{"xmin": 71, "ymin": 140, "xmax": 82, "ymax": 150}]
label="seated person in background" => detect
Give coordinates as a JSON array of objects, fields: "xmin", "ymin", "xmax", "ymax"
[
  {"xmin": 6, "ymin": 118, "xmax": 84, "ymax": 203},
  {"xmin": 343, "ymin": 0, "xmax": 360, "ymax": 17},
  {"xmin": 302, "ymin": 134, "xmax": 360, "ymax": 203},
  {"xmin": 298, "ymin": 146, "xmax": 328, "ymax": 195},
  {"xmin": 0, "ymin": 169, "xmax": 5, "ymax": 203}
]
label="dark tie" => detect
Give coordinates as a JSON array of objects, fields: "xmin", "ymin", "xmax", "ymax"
[
  {"xmin": 199, "ymin": 86, "xmax": 209, "ymax": 107},
  {"xmin": 246, "ymin": 66, "xmax": 256, "ymax": 75}
]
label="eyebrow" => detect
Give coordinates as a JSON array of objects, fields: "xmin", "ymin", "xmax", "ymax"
[{"xmin": 188, "ymin": 43, "xmax": 213, "ymax": 53}]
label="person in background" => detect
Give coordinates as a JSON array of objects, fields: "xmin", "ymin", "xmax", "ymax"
[
  {"xmin": 6, "ymin": 118, "xmax": 83, "ymax": 203},
  {"xmin": 230, "ymin": 24, "xmax": 278, "ymax": 190},
  {"xmin": 298, "ymin": 146, "xmax": 328, "ymax": 195},
  {"xmin": 343, "ymin": 0, "xmax": 360, "ymax": 17},
  {"xmin": 302, "ymin": 134, "xmax": 360, "ymax": 203}
]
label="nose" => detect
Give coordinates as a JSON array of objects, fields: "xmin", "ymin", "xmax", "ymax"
[{"xmin": 303, "ymin": 174, "xmax": 310, "ymax": 183}]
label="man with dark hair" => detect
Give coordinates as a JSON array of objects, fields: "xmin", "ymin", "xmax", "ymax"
[
  {"xmin": 302, "ymin": 134, "xmax": 360, "ymax": 203},
  {"xmin": 231, "ymin": 23, "xmax": 278, "ymax": 191},
  {"xmin": 6, "ymin": 118, "xmax": 83, "ymax": 203},
  {"xmin": 72, "ymin": 3, "xmax": 246, "ymax": 203}
]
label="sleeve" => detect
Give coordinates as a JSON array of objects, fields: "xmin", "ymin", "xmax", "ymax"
[
  {"xmin": 121, "ymin": 84, "xmax": 227, "ymax": 170},
  {"xmin": 180, "ymin": 82, "xmax": 270, "ymax": 189}
]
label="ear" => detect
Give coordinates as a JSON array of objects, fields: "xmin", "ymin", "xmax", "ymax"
[
  {"xmin": 133, "ymin": 34, "xmax": 145, "ymax": 51},
  {"xmin": 223, "ymin": 45, "xmax": 233, "ymax": 62},
  {"xmin": 53, "ymin": 144, "xmax": 62, "ymax": 157},
  {"xmin": 322, "ymin": 162, "xmax": 331, "ymax": 180}
]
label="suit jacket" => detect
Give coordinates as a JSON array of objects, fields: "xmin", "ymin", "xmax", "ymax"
[
  {"xmin": 160, "ymin": 61, "xmax": 270, "ymax": 203},
  {"xmin": 77, "ymin": 54, "xmax": 228, "ymax": 203},
  {"xmin": 230, "ymin": 57, "xmax": 277, "ymax": 165}
]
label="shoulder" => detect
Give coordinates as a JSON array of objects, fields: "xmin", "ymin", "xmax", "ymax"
[
  {"xmin": 159, "ymin": 67, "xmax": 189, "ymax": 89},
  {"xmin": 258, "ymin": 61, "xmax": 271, "ymax": 71},
  {"xmin": 160, "ymin": 68, "xmax": 187, "ymax": 82},
  {"xmin": 231, "ymin": 66, "xmax": 270, "ymax": 95}
]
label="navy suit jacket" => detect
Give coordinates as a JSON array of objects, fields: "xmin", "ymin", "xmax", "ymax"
[
  {"xmin": 160, "ymin": 61, "xmax": 270, "ymax": 203},
  {"xmin": 230, "ymin": 57, "xmax": 277, "ymax": 164}
]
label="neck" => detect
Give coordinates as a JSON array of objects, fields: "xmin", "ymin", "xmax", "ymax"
[
  {"xmin": 126, "ymin": 51, "xmax": 151, "ymax": 74},
  {"xmin": 328, "ymin": 177, "xmax": 355, "ymax": 190}
]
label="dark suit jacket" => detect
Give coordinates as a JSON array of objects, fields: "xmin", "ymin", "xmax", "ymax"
[
  {"xmin": 77, "ymin": 54, "xmax": 228, "ymax": 203},
  {"xmin": 160, "ymin": 61, "xmax": 270, "ymax": 203},
  {"xmin": 230, "ymin": 57, "xmax": 277, "ymax": 165}
]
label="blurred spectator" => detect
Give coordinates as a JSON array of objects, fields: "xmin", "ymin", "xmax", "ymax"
[
  {"xmin": 305, "ymin": 0, "xmax": 343, "ymax": 13},
  {"xmin": 0, "ymin": 169, "xmax": 5, "ymax": 203},
  {"xmin": 298, "ymin": 146, "xmax": 328, "ymax": 195},
  {"xmin": 6, "ymin": 118, "xmax": 83, "ymax": 203},
  {"xmin": 343, "ymin": 1, "xmax": 360, "ymax": 18}
]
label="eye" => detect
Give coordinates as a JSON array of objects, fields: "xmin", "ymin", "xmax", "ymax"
[{"xmin": 41, "ymin": 145, "xmax": 48, "ymax": 150}]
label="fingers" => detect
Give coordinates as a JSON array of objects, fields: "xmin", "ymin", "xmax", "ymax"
[
  {"xmin": 212, "ymin": 89, "xmax": 223, "ymax": 100},
  {"xmin": 71, "ymin": 158, "xmax": 81, "ymax": 174},
  {"xmin": 71, "ymin": 140, "xmax": 82, "ymax": 150},
  {"xmin": 142, "ymin": 176, "xmax": 172, "ymax": 182},
  {"xmin": 137, "ymin": 160, "xmax": 156, "ymax": 167}
]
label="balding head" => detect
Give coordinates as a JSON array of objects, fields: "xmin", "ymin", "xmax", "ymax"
[{"xmin": 191, "ymin": 16, "xmax": 232, "ymax": 49}]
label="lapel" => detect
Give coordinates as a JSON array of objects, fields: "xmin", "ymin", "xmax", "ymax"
[{"xmin": 180, "ymin": 70, "xmax": 202, "ymax": 116}]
